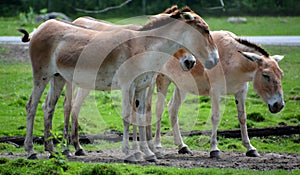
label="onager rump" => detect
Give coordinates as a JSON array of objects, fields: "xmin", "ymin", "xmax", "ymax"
[
  {"xmin": 154, "ymin": 30, "xmax": 284, "ymax": 157},
  {"xmin": 20, "ymin": 6, "xmax": 219, "ymax": 161}
]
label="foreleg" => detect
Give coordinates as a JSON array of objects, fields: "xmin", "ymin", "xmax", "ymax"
[
  {"xmin": 235, "ymin": 85, "xmax": 260, "ymax": 157},
  {"xmin": 168, "ymin": 88, "xmax": 192, "ymax": 154},
  {"xmin": 154, "ymin": 74, "xmax": 171, "ymax": 148},
  {"xmin": 210, "ymin": 91, "xmax": 221, "ymax": 158}
]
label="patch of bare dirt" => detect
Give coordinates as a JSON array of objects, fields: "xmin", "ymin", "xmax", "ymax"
[
  {"xmin": 0, "ymin": 44, "xmax": 30, "ymax": 62},
  {"xmin": 1, "ymin": 148, "xmax": 299, "ymax": 171}
]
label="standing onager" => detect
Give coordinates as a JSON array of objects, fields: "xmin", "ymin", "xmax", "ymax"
[
  {"xmin": 62, "ymin": 6, "xmax": 219, "ymax": 158},
  {"xmin": 19, "ymin": 6, "xmax": 219, "ymax": 161},
  {"xmin": 154, "ymin": 30, "xmax": 284, "ymax": 158}
]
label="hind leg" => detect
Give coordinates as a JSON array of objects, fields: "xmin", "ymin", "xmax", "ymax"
[
  {"xmin": 135, "ymin": 88, "xmax": 156, "ymax": 162},
  {"xmin": 25, "ymin": 76, "xmax": 50, "ymax": 159},
  {"xmin": 62, "ymin": 82, "xmax": 73, "ymax": 157},
  {"xmin": 43, "ymin": 75, "xmax": 65, "ymax": 157},
  {"xmin": 70, "ymin": 88, "xmax": 90, "ymax": 156}
]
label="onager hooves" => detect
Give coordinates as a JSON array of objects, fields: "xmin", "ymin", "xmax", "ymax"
[
  {"xmin": 27, "ymin": 153, "xmax": 38, "ymax": 160},
  {"xmin": 178, "ymin": 146, "xmax": 193, "ymax": 155},
  {"xmin": 246, "ymin": 150, "xmax": 260, "ymax": 157},
  {"xmin": 210, "ymin": 150, "xmax": 221, "ymax": 159}
]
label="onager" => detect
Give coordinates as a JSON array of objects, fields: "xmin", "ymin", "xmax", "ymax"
[
  {"xmin": 19, "ymin": 6, "xmax": 219, "ymax": 161},
  {"xmin": 62, "ymin": 6, "xmax": 219, "ymax": 158},
  {"xmin": 154, "ymin": 30, "xmax": 284, "ymax": 158}
]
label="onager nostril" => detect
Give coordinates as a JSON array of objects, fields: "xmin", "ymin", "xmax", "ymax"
[
  {"xmin": 135, "ymin": 100, "xmax": 140, "ymax": 108},
  {"xmin": 184, "ymin": 60, "xmax": 195, "ymax": 70}
]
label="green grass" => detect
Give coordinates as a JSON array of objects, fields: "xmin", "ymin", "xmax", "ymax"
[
  {"xmin": 0, "ymin": 157, "xmax": 299, "ymax": 175},
  {"xmin": 0, "ymin": 16, "xmax": 299, "ymax": 174},
  {"xmin": 1, "ymin": 16, "xmax": 300, "ymax": 36},
  {"xmin": 0, "ymin": 46, "xmax": 299, "ymax": 136},
  {"xmin": 0, "ymin": 45, "xmax": 299, "ymax": 152},
  {"xmin": 205, "ymin": 16, "xmax": 300, "ymax": 36}
]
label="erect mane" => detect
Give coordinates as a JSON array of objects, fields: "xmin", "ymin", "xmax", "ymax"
[
  {"xmin": 139, "ymin": 6, "xmax": 186, "ymax": 31},
  {"xmin": 163, "ymin": 5, "xmax": 178, "ymax": 14},
  {"xmin": 140, "ymin": 5, "xmax": 209, "ymax": 33},
  {"xmin": 180, "ymin": 6, "xmax": 194, "ymax": 13},
  {"xmin": 235, "ymin": 37, "xmax": 270, "ymax": 57}
]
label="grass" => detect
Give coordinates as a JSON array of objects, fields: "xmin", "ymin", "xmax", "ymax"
[
  {"xmin": 0, "ymin": 47, "xmax": 299, "ymax": 137},
  {"xmin": 0, "ymin": 16, "xmax": 299, "ymax": 173},
  {"xmin": 0, "ymin": 16, "xmax": 300, "ymax": 36},
  {"xmin": 1, "ymin": 157, "xmax": 299, "ymax": 175},
  {"xmin": 0, "ymin": 45, "xmax": 299, "ymax": 153}
]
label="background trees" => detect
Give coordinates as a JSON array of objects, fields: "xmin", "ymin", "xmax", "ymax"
[{"xmin": 1, "ymin": 0, "xmax": 299, "ymax": 18}]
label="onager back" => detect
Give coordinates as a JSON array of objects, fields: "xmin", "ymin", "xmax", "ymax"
[
  {"xmin": 154, "ymin": 30, "xmax": 284, "ymax": 157},
  {"xmin": 20, "ymin": 6, "xmax": 219, "ymax": 162}
]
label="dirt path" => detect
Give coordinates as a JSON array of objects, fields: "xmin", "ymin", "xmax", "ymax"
[{"xmin": 1, "ymin": 148, "xmax": 300, "ymax": 171}]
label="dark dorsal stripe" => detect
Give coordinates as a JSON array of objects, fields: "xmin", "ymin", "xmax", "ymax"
[
  {"xmin": 139, "ymin": 16, "xmax": 176, "ymax": 31},
  {"xmin": 235, "ymin": 37, "xmax": 269, "ymax": 57}
]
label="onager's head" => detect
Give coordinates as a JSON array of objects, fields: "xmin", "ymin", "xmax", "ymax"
[
  {"xmin": 240, "ymin": 51, "xmax": 284, "ymax": 113},
  {"xmin": 150, "ymin": 5, "xmax": 219, "ymax": 69}
]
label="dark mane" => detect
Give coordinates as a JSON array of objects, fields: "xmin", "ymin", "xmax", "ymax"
[
  {"xmin": 180, "ymin": 6, "xmax": 193, "ymax": 13},
  {"xmin": 139, "ymin": 5, "xmax": 209, "ymax": 33},
  {"xmin": 163, "ymin": 5, "xmax": 178, "ymax": 14},
  {"xmin": 235, "ymin": 37, "xmax": 270, "ymax": 57}
]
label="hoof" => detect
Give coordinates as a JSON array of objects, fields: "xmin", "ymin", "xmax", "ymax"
[
  {"xmin": 144, "ymin": 154, "xmax": 157, "ymax": 162},
  {"xmin": 154, "ymin": 151, "xmax": 164, "ymax": 159},
  {"xmin": 75, "ymin": 149, "xmax": 87, "ymax": 156},
  {"xmin": 210, "ymin": 150, "xmax": 221, "ymax": 159},
  {"xmin": 62, "ymin": 150, "xmax": 72, "ymax": 158},
  {"xmin": 134, "ymin": 151, "xmax": 143, "ymax": 161},
  {"xmin": 178, "ymin": 146, "xmax": 193, "ymax": 155},
  {"xmin": 27, "ymin": 153, "xmax": 38, "ymax": 160},
  {"xmin": 246, "ymin": 150, "xmax": 260, "ymax": 157},
  {"xmin": 124, "ymin": 154, "xmax": 138, "ymax": 163}
]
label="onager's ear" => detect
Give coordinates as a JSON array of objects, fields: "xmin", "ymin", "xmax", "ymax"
[
  {"xmin": 239, "ymin": 51, "xmax": 262, "ymax": 63},
  {"xmin": 148, "ymin": 13, "xmax": 171, "ymax": 20},
  {"xmin": 271, "ymin": 55, "xmax": 284, "ymax": 62},
  {"xmin": 180, "ymin": 12, "xmax": 195, "ymax": 20}
]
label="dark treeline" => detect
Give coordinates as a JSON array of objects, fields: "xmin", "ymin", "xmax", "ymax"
[{"xmin": 1, "ymin": 0, "xmax": 299, "ymax": 18}]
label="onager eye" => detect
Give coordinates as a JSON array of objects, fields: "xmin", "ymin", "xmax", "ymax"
[{"xmin": 262, "ymin": 73, "xmax": 271, "ymax": 82}]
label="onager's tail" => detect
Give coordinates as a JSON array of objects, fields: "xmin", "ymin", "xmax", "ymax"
[{"xmin": 17, "ymin": 28, "xmax": 30, "ymax": 42}]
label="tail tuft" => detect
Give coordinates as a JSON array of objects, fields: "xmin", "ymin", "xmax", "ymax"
[{"xmin": 17, "ymin": 28, "xmax": 30, "ymax": 42}]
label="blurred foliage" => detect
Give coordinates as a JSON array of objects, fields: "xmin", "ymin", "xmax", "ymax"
[{"xmin": 0, "ymin": 0, "xmax": 299, "ymax": 18}]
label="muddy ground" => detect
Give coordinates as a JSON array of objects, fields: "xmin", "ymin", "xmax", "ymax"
[
  {"xmin": 0, "ymin": 44, "xmax": 299, "ymax": 171},
  {"xmin": 1, "ymin": 148, "xmax": 300, "ymax": 171}
]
